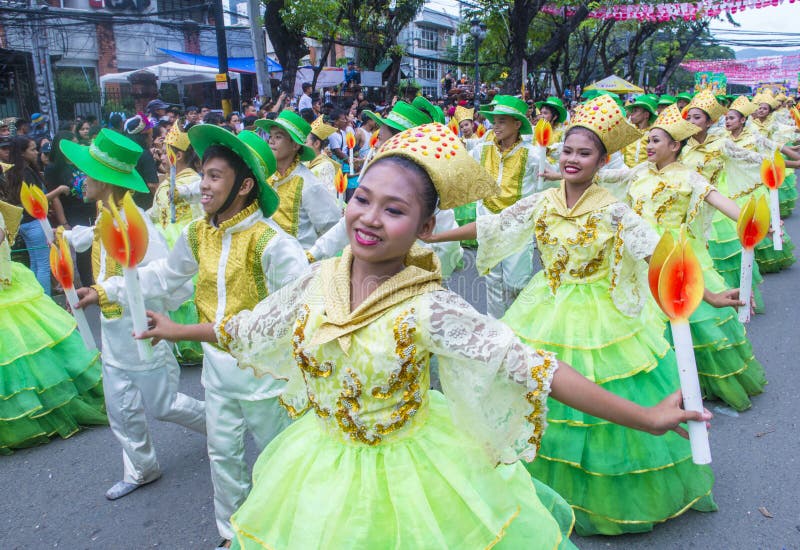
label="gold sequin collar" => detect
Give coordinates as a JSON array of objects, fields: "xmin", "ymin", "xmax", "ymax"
[
  {"xmin": 547, "ymin": 181, "xmax": 617, "ymax": 219},
  {"xmin": 269, "ymin": 155, "xmax": 301, "ymax": 184},
  {"xmin": 307, "ymin": 244, "xmax": 443, "ymax": 354},
  {"xmin": 647, "ymin": 160, "xmax": 685, "ymax": 176},
  {"xmin": 210, "ymin": 201, "xmax": 259, "ymax": 231}
]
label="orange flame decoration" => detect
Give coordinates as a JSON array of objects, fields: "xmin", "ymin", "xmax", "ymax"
[
  {"xmin": 790, "ymin": 107, "xmax": 800, "ymax": 130},
  {"xmin": 165, "ymin": 144, "xmax": 177, "ymax": 167},
  {"xmin": 534, "ymin": 119, "xmax": 553, "ymax": 147},
  {"xmin": 345, "ymin": 130, "xmax": 356, "ymax": 150},
  {"xmin": 369, "ymin": 130, "xmax": 379, "ymax": 149},
  {"xmin": 49, "ymin": 234, "xmax": 74, "ymax": 289},
  {"xmin": 760, "ymin": 149, "xmax": 786, "ymax": 190},
  {"xmin": 334, "ymin": 167, "xmax": 347, "ymax": 195},
  {"xmin": 20, "ymin": 182, "xmax": 49, "ymax": 220},
  {"xmin": 736, "ymin": 194, "xmax": 770, "ymax": 250},
  {"xmin": 476, "ymin": 124, "xmax": 486, "ymax": 138},
  {"xmin": 448, "ymin": 118, "xmax": 459, "ymax": 136},
  {"xmin": 96, "ymin": 192, "xmax": 149, "ymax": 268},
  {"xmin": 648, "ymin": 227, "xmax": 704, "ymax": 322}
]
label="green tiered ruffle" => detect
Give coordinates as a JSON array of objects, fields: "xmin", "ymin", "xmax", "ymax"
[
  {"xmin": 1, "ymin": 263, "xmax": 107, "ymax": 455},
  {"xmin": 779, "ymin": 168, "xmax": 796, "ymax": 218},
  {"xmin": 453, "ymin": 201, "xmax": 478, "ymax": 248},
  {"xmin": 503, "ymin": 276, "xmax": 716, "ymax": 536},
  {"xmin": 707, "ymin": 215, "xmax": 765, "ymax": 313},
  {"xmin": 755, "ymin": 232, "xmax": 796, "ymax": 273},
  {"xmin": 666, "ymin": 299, "xmax": 766, "ymax": 411},
  {"xmin": 230, "ymin": 391, "xmax": 576, "ymax": 549}
]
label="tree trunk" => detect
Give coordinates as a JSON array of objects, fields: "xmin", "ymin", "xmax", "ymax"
[
  {"xmin": 659, "ymin": 22, "xmax": 707, "ymax": 88},
  {"xmin": 264, "ymin": 0, "xmax": 309, "ymax": 94},
  {"xmin": 526, "ymin": 5, "xmax": 590, "ymax": 74}
]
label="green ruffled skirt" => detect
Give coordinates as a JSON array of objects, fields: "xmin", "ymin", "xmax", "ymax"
[
  {"xmin": 453, "ymin": 201, "xmax": 478, "ymax": 248},
  {"xmin": 779, "ymin": 166, "xmax": 797, "ymax": 218},
  {"xmin": 503, "ymin": 275, "xmax": 716, "ymax": 536},
  {"xmin": 230, "ymin": 391, "xmax": 576, "ymax": 549},
  {"xmin": 707, "ymin": 214, "xmax": 765, "ymax": 313},
  {"xmin": 1, "ymin": 262, "xmax": 107, "ymax": 455}
]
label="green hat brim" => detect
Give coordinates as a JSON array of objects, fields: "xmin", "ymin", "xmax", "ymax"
[
  {"xmin": 255, "ymin": 119, "xmax": 316, "ymax": 162},
  {"xmin": 626, "ymin": 101, "xmax": 658, "ymax": 122},
  {"xmin": 479, "ymin": 108, "xmax": 532, "ymax": 135},
  {"xmin": 189, "ymin": 125, "xmax": 279, "ymax": 218},
  {"xmin": 534, "ymin": 101, "xmax": 567, "ymax": 124},
  {"xmin": 59, "ymin": 140, "xmax": 148, "ymax": 193},
  {"xmin": 362, "ymin": 110, "xmax": 384, "ymax": 126}
]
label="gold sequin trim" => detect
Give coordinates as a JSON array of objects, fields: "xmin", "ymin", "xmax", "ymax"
[
  {"xmin": 334, "ymin": 367, "xmax": 380, "ymax": 445},
  {"xmin": 534, "ymin": 211, "xmax": 558, "ymax": 246},
  {"xmin": 374, "ymin": 309, "xmax": 424, "ymax": 436},
  {"xmin": 292, "ymin": 304, "xmax": 333, "ymax": 378},
  {"xmin": 545, "ymin": 247, "xmax": 569, "ymax": 293},
  {"xmin": 525, "ymin": 351, "xmax": 554, "ymax": 451},
  {"xmin": 568, "ymin": 248, "xmax": 605, "ymax": 279},
  {"xmin": 566, "ymin": 213, "xmax": 600, "ymax": 246},
  {"xmin": 217, "ymin": 313, "xmax": 235, "ymax": 350},
  {"xmin": 278, "ymin": 395, "xmax": 311, "ymax": 419},
  {"xmin": 609, "ymin": 220, "xmax": 625, "ymax": 291}
]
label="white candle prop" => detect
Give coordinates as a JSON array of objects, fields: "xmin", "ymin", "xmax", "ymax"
[
  {"xmin": 124, "ymin": 267, "xmax": 153, "ymax": 361},
  {"xmin": 671, "ymin": 321, "xmax": 711, "ymax": 464}
]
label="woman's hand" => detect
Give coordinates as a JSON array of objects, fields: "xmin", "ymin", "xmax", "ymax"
[
  {"xmin": 646, "ymin": 390, "xmax": 712, "ymax": 439},
  {"xmin": 703, "ymin": 288, "xmax": 744, "ymax": 309},
  {"xmin": 542, "ymin": 169, "xmax": 561, "ymax": 181}
]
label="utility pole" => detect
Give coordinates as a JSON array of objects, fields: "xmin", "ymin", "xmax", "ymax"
[
  {"xmin": 247, "ymin": 0, "xmax": 272, "ymax": 102},
  {"xmin": 213, "ymin": 0, "xmax": 232, "ymax": 115},
  {"xmin": 29, "ymin": 0, "xmax": 58, "ymax": 134}
]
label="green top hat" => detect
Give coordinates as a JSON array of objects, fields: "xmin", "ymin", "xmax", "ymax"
[
  {"xmin": 675, "ymin": 92, "xmax": 694, "ymax": 103},
  {"xmin": 534, "ymin": 96, "xmax": 568, "ymax": 124},
  {"xmin": 626, "ymin": 95, "xmax": 658, "ymax": 122},
  {"xmin": 59, "ymin": 129, "xmax": 148, "ymax": 193},
  {"xmin": 482, "ymin": 95, "xmax": 533, "ymax": 134},
  {"xmin": 368, "ymin": 101, "xmax": 432, "ymax": 132},
  {"xmin": 715, "ymin": 94, "xmax": 732, "ymax": 106},
  {"xmin": 658, "ymin": 94, "xmax": 677, "ymax": 106},
  {"xmin": 188, "ymin": 125, "xmax": 280, "ymax": 218},
  {"xmin": 255, "ymin": 111, "xmax": 315, "ymax": 162},
  {"xmin": 412, "ymin": 96, "xmax": 446, "ymax": 124}
]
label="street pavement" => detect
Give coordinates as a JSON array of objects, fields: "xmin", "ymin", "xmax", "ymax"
[{"xmin": 2, "ymin": 212, "xmax": 799, "ymax": 549}]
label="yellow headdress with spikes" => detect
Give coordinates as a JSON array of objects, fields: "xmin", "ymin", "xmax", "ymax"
[
  {"xmin": 452, "ymin": 106, "xmax": 475, "ymax": 126},
  {"xmin": 310, "ymin": 116, "xmax": 337, "ymax": 140},
  {"xmin": 568, "ymin": 94, "xmax": 642, "ymax": 155},
  {"xmin": 164, "ymin": 120, "xmax": 191, "ymax": 151},
  {"xmin": 366, "ymin": 122, "xmax": 498, "ymax": 209},
  {"xmin": 729, "ymin": 96, "xmax": 757, "ymax": 117},
  {"xmin": 685, "ymin": 89, "xmax": 728, "ymax": 123},
  {"xmin": 650, "ymin": 104, "xmax": 700, "ymax": 142}
]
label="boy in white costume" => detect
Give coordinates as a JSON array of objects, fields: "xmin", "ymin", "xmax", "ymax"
[
  {"xmin": 78, "ymin": 126, "xmax": 308, "ymax": 548},
  {"xmin": 61, "ymin": 129, "xmax": 205, "ymax": 500}
]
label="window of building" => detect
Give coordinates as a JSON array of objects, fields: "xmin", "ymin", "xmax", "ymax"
[
  {"xmin": 422, "ymin": 87, "xmax": 438, "ymax": 98},
  {"xmin": 417, "ymin": 59, "xmax": 438, "ymax": 81},
  {"xmin": 418, "ymin": 27, "xmax": 438, "ymax": 51}
]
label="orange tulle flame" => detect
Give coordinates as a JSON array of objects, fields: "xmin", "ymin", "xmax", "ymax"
[
  {"xmin": 736, "ymin": 194, "xmax": 770, "ymax": 250},
  {"xmin": 334, "ymin": 167, "xmax": 347, "ymax": 195},
  {"xmin": 760, "ymin": 149, "xmax": 785, "ymax": 190},
  {"xmin": 20, "ymin": 182, "xmax": 48, "ymax": 220},
  {"xmin": 49, "ymin": 234, "xmax": 74, "ymax": 289},
  {"xmin": 96, "ymin": 192, "xmax": 149, "ymax": 268},
  {"xmin": 790, "ymin": 107, "xmax": 800, "ymax": 129},
  {"xmin": 448, "ymin": 118, "xmax": 459, "ymax": 135},
  {"xmin": 369, "ymin": 130, "xmax": 379, "ymax": 149},
  {"xmin": 534, "ymin": 119, "xmax": 553, "ymax": 147},
  {"xmin": 476, "ymin": 124, "xmax": 486, "ymax": 138},
  {"xmin": 345, "ymin": 130, "xmax": 356, "ymax": 150},
  {"xmin": 648, "ymin": 227, "xmax": 704, "ymax": 322}
]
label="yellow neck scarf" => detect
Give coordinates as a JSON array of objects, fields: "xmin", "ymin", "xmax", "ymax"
[
  {"xmin": 547, "ymin": 181, "xmax": 618, "ymax": 219},
  {"xmin": 308, "ymin": 244, "xmax": 443, "ymax": 353}
]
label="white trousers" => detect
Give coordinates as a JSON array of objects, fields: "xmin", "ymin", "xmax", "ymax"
[
  {"xmin": 485, "ymin": 242, "xmax": 535, "ymax": 319},
  {"xmin": 103, "ymin": 361, "xmax": 206, "ymax": 485},
  {"xmin": 205, "ymin": 389, "xmax": 290, "ymax": 540}
]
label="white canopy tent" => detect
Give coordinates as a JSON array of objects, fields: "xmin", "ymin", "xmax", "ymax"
[{"xmin": 99, "ymin": 62, "xmax": 241, "ymax": 103}]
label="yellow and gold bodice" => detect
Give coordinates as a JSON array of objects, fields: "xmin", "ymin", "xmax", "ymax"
[
  {"xmin": 285, "ymin": 303, "xmax": 430, "ymax": 445},
  {"xmin": 681, "ymin": 134, "xmax": 725, "ymax": 187},
  {"xmin": 152, "ymin": 168, "xmax": 202, "ymax": 230},
  {"xmin": 480, "ymin": 139, "xmax": 530, "ymax": 213},
  {"xmin": 269, "ymin": 158, "xmax": 304, "ymax": 237},
  {"xmin": 626, "ymin": 163, "xmax": 711, "ymax": 232},
  {"xmin": 186, "ymin": 202, "xmax": 276, "ymax": 325}
]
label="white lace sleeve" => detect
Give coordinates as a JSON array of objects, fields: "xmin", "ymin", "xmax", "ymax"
[
  {"xmin": 608, "ymin": 203, "xmax": 659, "ymax": 317},
  {"xmin": 475, "ymin": 193, "xmax": 543, "ymax": 275},
  {"xmin": 216, "ymin": 264, "xmax": 321, "ymax": 380},
  {"xmin": 422, "ymin": 290, "xmax": 559, "ymax": 464},
  {"xmin": 686, "ymin": 171, "xmax": 715, "ymax": 240}
]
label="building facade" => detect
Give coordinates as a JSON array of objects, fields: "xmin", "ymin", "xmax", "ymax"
[{"xmin": 399, "ymin": 7, "xmax": 459, "ymax": 99}]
